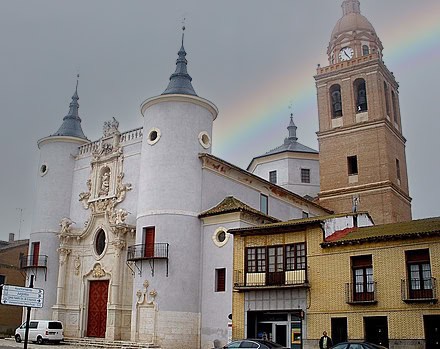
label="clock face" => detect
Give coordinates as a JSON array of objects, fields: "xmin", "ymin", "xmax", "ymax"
[{"xmin": 339, "ymin": 47, "xmax": 354, "ymax": 61}]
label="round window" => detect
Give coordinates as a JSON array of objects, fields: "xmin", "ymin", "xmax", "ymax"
[
  {"xmin": 212, "ymin": 227, "xmax": 229, "ymax": 247},
  {"xmin": 147, "ymin": 128, "xmax": 161, "ymax": 145},
  {"xmin": 95, "ymin": 229, "xmax": 106, "ymax": 256},
  {"xmin": 39, "ymin": 163, "xmax": 48, "ymax": 176},
  {"xmin": 217, "ymin": 231, "xmax": 226, "ymax": 242},
  {"xmin": 198, "ymin": 131, "xmax": 211, "ymax": 149}
]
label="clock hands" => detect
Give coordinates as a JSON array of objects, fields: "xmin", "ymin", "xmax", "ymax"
[{"xmin": 344, "ymin": 51, "xmax": 350, "ymax": 59}]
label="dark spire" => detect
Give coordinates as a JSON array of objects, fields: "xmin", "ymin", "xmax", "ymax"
[
  {"xmin": 342, "ymin": 0, "xmax": 361, "ymax": 16},
  {"xmin": 162, "ymin": 26, "xmax": 197, "ymax": 96},
  {"xmin": 52, "ymin": 75, "xmax": 87, "ymax": 139},
  {"xmin": 287, "ymin": 113, "xmax": 298, "ymax": 141}
]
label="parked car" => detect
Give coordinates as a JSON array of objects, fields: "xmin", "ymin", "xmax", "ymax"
[
  {"xmin": 15, "ymin": 320, "xmax": 64, "ymax": 344},
  {"xmin": 331, "ymin": 342, "xmax": 388, "ymax": 349},
  {"xmin": 223, "ymin": 339, "xmax": 288, "ymax": 348}
]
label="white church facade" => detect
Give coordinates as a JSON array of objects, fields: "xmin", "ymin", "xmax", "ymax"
[{"xmin": 25, "ymin": 30, "xmax": 329, "ymax": 349}]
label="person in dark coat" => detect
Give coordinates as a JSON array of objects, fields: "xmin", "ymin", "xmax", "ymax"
[{"xmin": 319, "ymin": 331, "xmax": 333, "ymax": 349}]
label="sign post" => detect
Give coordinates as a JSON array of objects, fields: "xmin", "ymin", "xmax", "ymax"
[
  {"xmin": 24, "ymin": 275, "xmax": 34, "ymax": 349},
  {"xmin": 0, "ymin": 275, "xmax": 43, "ymax": 349}
]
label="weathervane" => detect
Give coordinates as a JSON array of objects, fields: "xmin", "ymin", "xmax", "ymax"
[
  {"xmin": 288, "ymin": 102, "xmax": 294, "ymax": 119},
  {"xmin": 181, "ymin": 17, "xmax": 186, "ymax": 45}
]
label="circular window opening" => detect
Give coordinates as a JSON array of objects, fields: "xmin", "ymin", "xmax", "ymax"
[
  {"xmin": 217, "ymin": 231, "xmax": 226, "ymax": 242},
  {"xmin": 199, "ymin": 131, "xmax": 211, "ymax": 149},
  {"xmin": 39, "ymin": 164, "xmax": 48, "ymax": 176},
  {"xmin": 149, "ymin": 130, "xmax": 158, "ymax": 141},
  {"xmin": 212, "ymin": 227, "xmax": 229, "ymax": 247},
  {"xmin": 147, "ymin": 128, "xmax": 161, "ymax": 145},
  {"xmin": 95, "ymin": 229, "xmax": 106, "ymax": 256}
]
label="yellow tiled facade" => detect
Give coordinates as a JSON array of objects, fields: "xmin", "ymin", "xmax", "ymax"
[
  {"xmin": 230, "ymin": 216, "xmax": 440, "ymax": 349},
  {"xmin": 308, "ymin": 237, "xmax": 440, "ymax": 343}
]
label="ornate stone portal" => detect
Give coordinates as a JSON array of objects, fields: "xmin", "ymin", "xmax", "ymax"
[{"xmin": 54, "ymin": 119, "xmax": 135, "ymax": 341}]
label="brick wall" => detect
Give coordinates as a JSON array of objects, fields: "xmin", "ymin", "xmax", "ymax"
[{"xmin": 0, "ymin": 242, "xmax": 28, "ymax": 334}]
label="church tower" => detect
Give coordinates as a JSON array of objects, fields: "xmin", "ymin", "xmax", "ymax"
[
  {"xmin": 29, "ymin": 79, "xmax": 88, "ymax": 319},
  {"xmin": 315, "ymin": 0, "xmax": 411, "ymax": 224}
]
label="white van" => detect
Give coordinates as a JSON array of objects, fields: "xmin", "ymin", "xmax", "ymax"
[{"xmin": 15, "ymin": 320, "xmax": 64, "ymax": 344}]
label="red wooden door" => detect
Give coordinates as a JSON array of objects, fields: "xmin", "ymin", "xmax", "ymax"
[
  {"xmin": 144, "ymin": 227, "xmax": 155, "ymax": 258},
  {"xmin": 87, "ymin": 280, "xmax": 109, "ymax": 338},
  {"xmin": 32, "ymin": 242, "xmax": 40, "ymax": 266}
]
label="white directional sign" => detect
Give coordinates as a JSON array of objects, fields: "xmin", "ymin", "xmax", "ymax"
[{"xmin": 1, "ymin": 285, "xmax": 44, "ymax": 308}]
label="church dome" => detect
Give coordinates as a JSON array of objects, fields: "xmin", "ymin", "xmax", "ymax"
[
  {"xmin": 327, "ymin": 0, "xmax": 383, "ymax": 64},
  {"xmin": 331, "ymin": 12, "xmax": 376, "ymax": 39}
]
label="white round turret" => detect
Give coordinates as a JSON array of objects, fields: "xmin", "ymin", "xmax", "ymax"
[{"xmin": 29, "ymin": 84, "xmax": 88, "ymax": 319}]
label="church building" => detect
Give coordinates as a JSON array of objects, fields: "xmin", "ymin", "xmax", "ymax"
[
  {"xmin": 20, "ymin": 1, "xmax": 422, "ymax": 349},
  {"xmin": 23, "ymin": 28, "xmax": 329, "ymax": 349}
]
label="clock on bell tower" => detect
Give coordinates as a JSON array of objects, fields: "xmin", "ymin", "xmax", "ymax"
[{"xmin": 315, "ymin": 0, "xmax": 412, "ymax": 224}]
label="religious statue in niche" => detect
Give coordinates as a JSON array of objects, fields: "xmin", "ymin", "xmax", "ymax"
[{"xmin": 99, "ymin": 169, "xmax": 111, "ymax": 197}]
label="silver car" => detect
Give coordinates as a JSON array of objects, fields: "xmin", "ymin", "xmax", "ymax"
[{"xmin": 223, "ymin": 339, "xmax": 288, "ymax": 349}]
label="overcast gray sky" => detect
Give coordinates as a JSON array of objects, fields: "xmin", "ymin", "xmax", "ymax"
[{"xmin": 1, "ymin": 0, "xmax": 439, "ymax": 242}]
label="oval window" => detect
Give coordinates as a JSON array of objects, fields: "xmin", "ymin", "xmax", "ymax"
[
  {"xmin": 95, "ymin": 229, "xmax": 106, "ymax": 256},
  {"xmin": 39, "ymin": 163, "xmax": 48, "ymax": 176}
]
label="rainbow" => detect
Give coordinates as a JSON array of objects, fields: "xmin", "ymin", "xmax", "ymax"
[{"xmin": 213, "ymin": 2, "xmax": 440, "ymax": 167}]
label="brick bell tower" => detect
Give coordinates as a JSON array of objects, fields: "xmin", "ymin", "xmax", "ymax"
[{"xmin": 315, "ymin": 0, "xmax": 412, "ymax": 224}]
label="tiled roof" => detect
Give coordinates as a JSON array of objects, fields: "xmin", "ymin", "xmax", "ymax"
[
  {"xmin": 0, "ymin": 239, "xmax": 29, "ymax": 251},
  {"xmin": 322, "ymin": 217, "xmax": 440, "ymax": 247},
  {"xmin": 199, "ymin": 196, "xmax": 280, "ymax": 223},
  {"xmin": 229, "ymin": 212, "xmax": 366, "ymax": 235},
  {"xmin": 199, "ymin": 153, "xmax": 332, "ymax": 214}
]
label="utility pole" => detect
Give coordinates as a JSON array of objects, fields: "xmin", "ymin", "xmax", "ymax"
[{"xmin": 16, "ymin": 208, "xmax": 24, "ymax": 240}]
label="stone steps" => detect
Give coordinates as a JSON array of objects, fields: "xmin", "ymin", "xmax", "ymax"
[{"xmin": 64, "ymin": 337, "xmax": 161, "ymax": 349}]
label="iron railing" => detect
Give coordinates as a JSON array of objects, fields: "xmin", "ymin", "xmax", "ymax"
[
  {"xmin": 127, "ymin": 243, "xmax": 169, "ymax": 261},
  {"xmin": 345, "ymin": 282, "xmax": 377, "ymax": 304},
  {"xmin": 401, "ymin": 277, "xmax": 437, "ymax": 302},
  {"xmin": 19, "ymin": 255, "xmax": 48, "ymax": 269}
]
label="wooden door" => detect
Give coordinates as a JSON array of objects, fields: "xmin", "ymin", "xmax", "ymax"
[
  {"xmin": 32, "ymin": 242, "xmax": 40, "ymax": 266},
  {"xmin": 87, "ymin": 280, "xmax": 109, "ymax": 338},
  {"xmin": 144, "ymin": 227, "xmax": 155, "ymax": 258}
]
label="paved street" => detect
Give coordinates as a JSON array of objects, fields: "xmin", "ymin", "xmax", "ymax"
[{"xmin": 0, "ymin": 338, "xmax": 78, "ymax": 349}]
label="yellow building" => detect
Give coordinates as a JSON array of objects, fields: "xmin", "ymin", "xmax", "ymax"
[{"xmin": 230, "ymin": 215, "xmax": 440, "ymax": 349}]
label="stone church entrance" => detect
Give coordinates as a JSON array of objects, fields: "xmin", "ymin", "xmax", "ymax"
[{"xmin": 87, "ymin": 280, "xmax": 109, "ymax": 338}]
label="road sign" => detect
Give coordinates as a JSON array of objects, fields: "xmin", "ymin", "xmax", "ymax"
[{"xmin": 0, "ymin": 285, "xmax": 44, "ymax": 308}]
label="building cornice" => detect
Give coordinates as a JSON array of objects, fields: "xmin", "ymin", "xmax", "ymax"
[
  {"xmin": 140, "ymin": 94, "xmax": 218, "ymax": 121},
  {"xmin": 38, "ymin": 135, "xmax": 89, "ymax": 149}
]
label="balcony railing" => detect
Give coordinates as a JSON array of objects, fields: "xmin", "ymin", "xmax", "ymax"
[
  {"xmin": 401, "ymin": 278, "xmax": 437, "ymax": 303},
  {"xmin": 19, "ymin": 255, "xmax": 48, "ymax": 269},
  {"xmin": 127, "ymin": 243, "xmax": 169, "ymax": 261},
  {"xmin": 233, "ymin": 269, "xmax": 308, "ymax": 290},
  {"xmin": 345, "ymin": 282, "xmax": 377, "ymax": 304}
]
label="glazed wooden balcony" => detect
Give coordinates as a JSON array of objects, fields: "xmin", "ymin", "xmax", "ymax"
[
  {"xmin": 233, "ymin": 269, "xmax": 309, "ymax": 291},
  {"xmin": 345, "ymin": 282, "xmax": 377, "ymax": 304},
  {"xmin": 401, "ymin": 278, "xmax": 437, "ymax": 303}
]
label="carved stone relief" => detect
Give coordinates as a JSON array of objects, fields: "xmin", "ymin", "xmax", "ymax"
[
  {"xmin": 92, "ymin": 263, "xmax": 107, "ymax": 278},
  {"xmin": 136, "ymin": 280, "xmax": 158, "ymax": 306}
]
